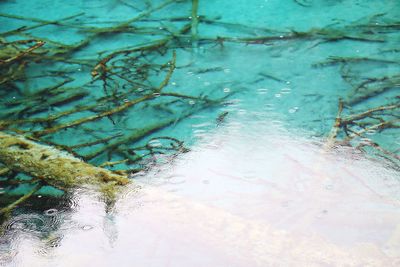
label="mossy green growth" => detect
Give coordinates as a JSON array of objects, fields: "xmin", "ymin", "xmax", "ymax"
[{"xmin": 0, "ymin": 132, "xmax": 130, "ymax": 193}]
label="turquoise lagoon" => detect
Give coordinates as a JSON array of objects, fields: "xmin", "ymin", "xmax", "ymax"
[{"xmin": 0, "ymin": 0, "xmax": 399, "ymax": 266}]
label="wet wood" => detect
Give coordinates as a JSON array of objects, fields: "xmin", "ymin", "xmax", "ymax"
[{"xmin": 0, "ymin": 131, "xmax": 129, "ymax": 190}]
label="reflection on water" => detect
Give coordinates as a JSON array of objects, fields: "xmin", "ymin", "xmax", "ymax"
[
  {"xmin": 0, "ymin": 0, "xmax": 399, "ymax": 264},
  {"xmin": 1, "ymin": 115, "xmax": 400, "ymax": 266}
]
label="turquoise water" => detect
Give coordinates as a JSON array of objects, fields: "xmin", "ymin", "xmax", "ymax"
[{"xmin": 0, "ymin": 0, "xmax": 399, "ymax": 266}]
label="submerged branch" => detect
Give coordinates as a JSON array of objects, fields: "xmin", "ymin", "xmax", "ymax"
[
  {"xmin": 1, "ymin": 0, "xmax": 399, "ymax": 212},
  {"xmin": 0, "ymin": 131, "xmax": 129, "ymax": 188},
  {"xmin": 342, "ymin": 103, "xmax": 400, "ymax": 124},
  {"xmin": 191, "ymin": 0, "xmax": 200, "ymax": 46},
  {"xmin": 326, "ymin": 99, "xmax": 343, "ymax": 147},
  {"xmin": 0, "ymin": 182, "xmax": 42, "ymax": 216}
]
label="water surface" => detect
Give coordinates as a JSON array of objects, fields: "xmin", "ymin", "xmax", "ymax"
[{"xmin": 0, "ymin": 0, "xmax": 399, "ymax": 266}]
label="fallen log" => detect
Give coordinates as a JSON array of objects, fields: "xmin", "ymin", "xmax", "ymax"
[{"xmin": 0, "ymin": 131, "xmax": 130, "ymax": 194}]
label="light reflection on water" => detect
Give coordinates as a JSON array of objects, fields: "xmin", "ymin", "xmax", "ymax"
[{"xmin": 2, "ymin": 115, "xmax": 400, "ymax": 266}]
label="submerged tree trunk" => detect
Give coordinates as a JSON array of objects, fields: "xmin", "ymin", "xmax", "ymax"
[{"xmin": 0, "ymin": 131, "xmax": 129, "ymax": 190}]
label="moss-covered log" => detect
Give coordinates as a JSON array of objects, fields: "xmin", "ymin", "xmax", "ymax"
[{"xmin": 0, "ymin": 131, "xmax": 129, "ymax": 190}]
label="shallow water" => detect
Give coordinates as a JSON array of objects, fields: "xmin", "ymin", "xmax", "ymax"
[
  {"xmin": 3, "ymin": 120, "xmax": 400, "ymax": 266},
  {"xmin": 0, "ymin": 0, "xmax": 399, "ymax": 266}
]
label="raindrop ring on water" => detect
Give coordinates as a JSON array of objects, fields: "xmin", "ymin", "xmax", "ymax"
[
  {"xmin": 82, "ymin": 225, "xmax": 94, "ymax": 231},
  {"xmin": 44, "ymin": 209, "xmax": 58, "ymax": 216}
]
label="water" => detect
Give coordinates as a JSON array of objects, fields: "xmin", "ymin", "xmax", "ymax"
[
  {"xmin": 0, "ymin": 0, "xmax": 399, "ymax": 266},
  {"xmin": 3, "ymin": 120, "xmax": 400, "ymax": 266}
]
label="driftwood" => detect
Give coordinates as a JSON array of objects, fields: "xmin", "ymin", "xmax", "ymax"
[{"xmin": 0, "ymin": 131, "xmax": 129, "ymax": 194}]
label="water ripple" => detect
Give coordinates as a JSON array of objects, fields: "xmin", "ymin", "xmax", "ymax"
[{"xmin": 5, "ymin": 214, "xmax": 49, "ymax": 234}]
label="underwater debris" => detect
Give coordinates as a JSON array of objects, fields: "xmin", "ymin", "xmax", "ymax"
[{"xmin": 0, "ymin": 0, "xmax": 398, "ymax": 218}]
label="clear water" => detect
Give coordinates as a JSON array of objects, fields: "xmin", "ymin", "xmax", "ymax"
[{"xmin": 0, "ymin": 0, "xmax": 399, "ymax": 266}]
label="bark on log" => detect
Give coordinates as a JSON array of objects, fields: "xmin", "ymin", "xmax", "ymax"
[{"xmin": 0, "ymin": 132, "xmax": 129, "ymax": 191}]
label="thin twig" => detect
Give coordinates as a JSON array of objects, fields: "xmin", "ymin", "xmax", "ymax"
[
  {"xmin": 325, "ymin": 99, "xmax": 343, "ymax": 147},
  {"xmin": 0, "ymin": 182, "xmax": 42, "ymax": 216}
]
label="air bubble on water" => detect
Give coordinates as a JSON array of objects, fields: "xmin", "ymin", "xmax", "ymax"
[
  {"xmin": 189, "ymin": 100, "xmax": 195, "ymax": 105},
  {"xmin": 281, "ymin": 88, "xmax": 291, "ymax": 94},
  {"xmin": 82, "ymin": 225, "xmax": 93, "ymax": 231},
  {"xmin": 44, "ymin": 209, "xmax": 58, "ymax": 216},
  {"xmin": 171, "ymin": 82, "xmax": 177, "ymax": 86},
  {"xmin": 123, "ymin": 99, "xmax": 129, "ymax": 103},
  {"xmin": 223, "ymin": 87, "xmax": 231, "ymax": 93},
  {"xmin": 257, "ymin": 88, "xmax": 268, "ymax": 94},
  {"xmin": 223, "ymin": 68, "xmax": 231, "ymax": 74},
  {"xmin": 148, "ymin": 140, "xmax": 162, "ymax": 147},
  {"xmin": 275, "ymin": 93, "xmax": 281, "ymax": 98}
]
